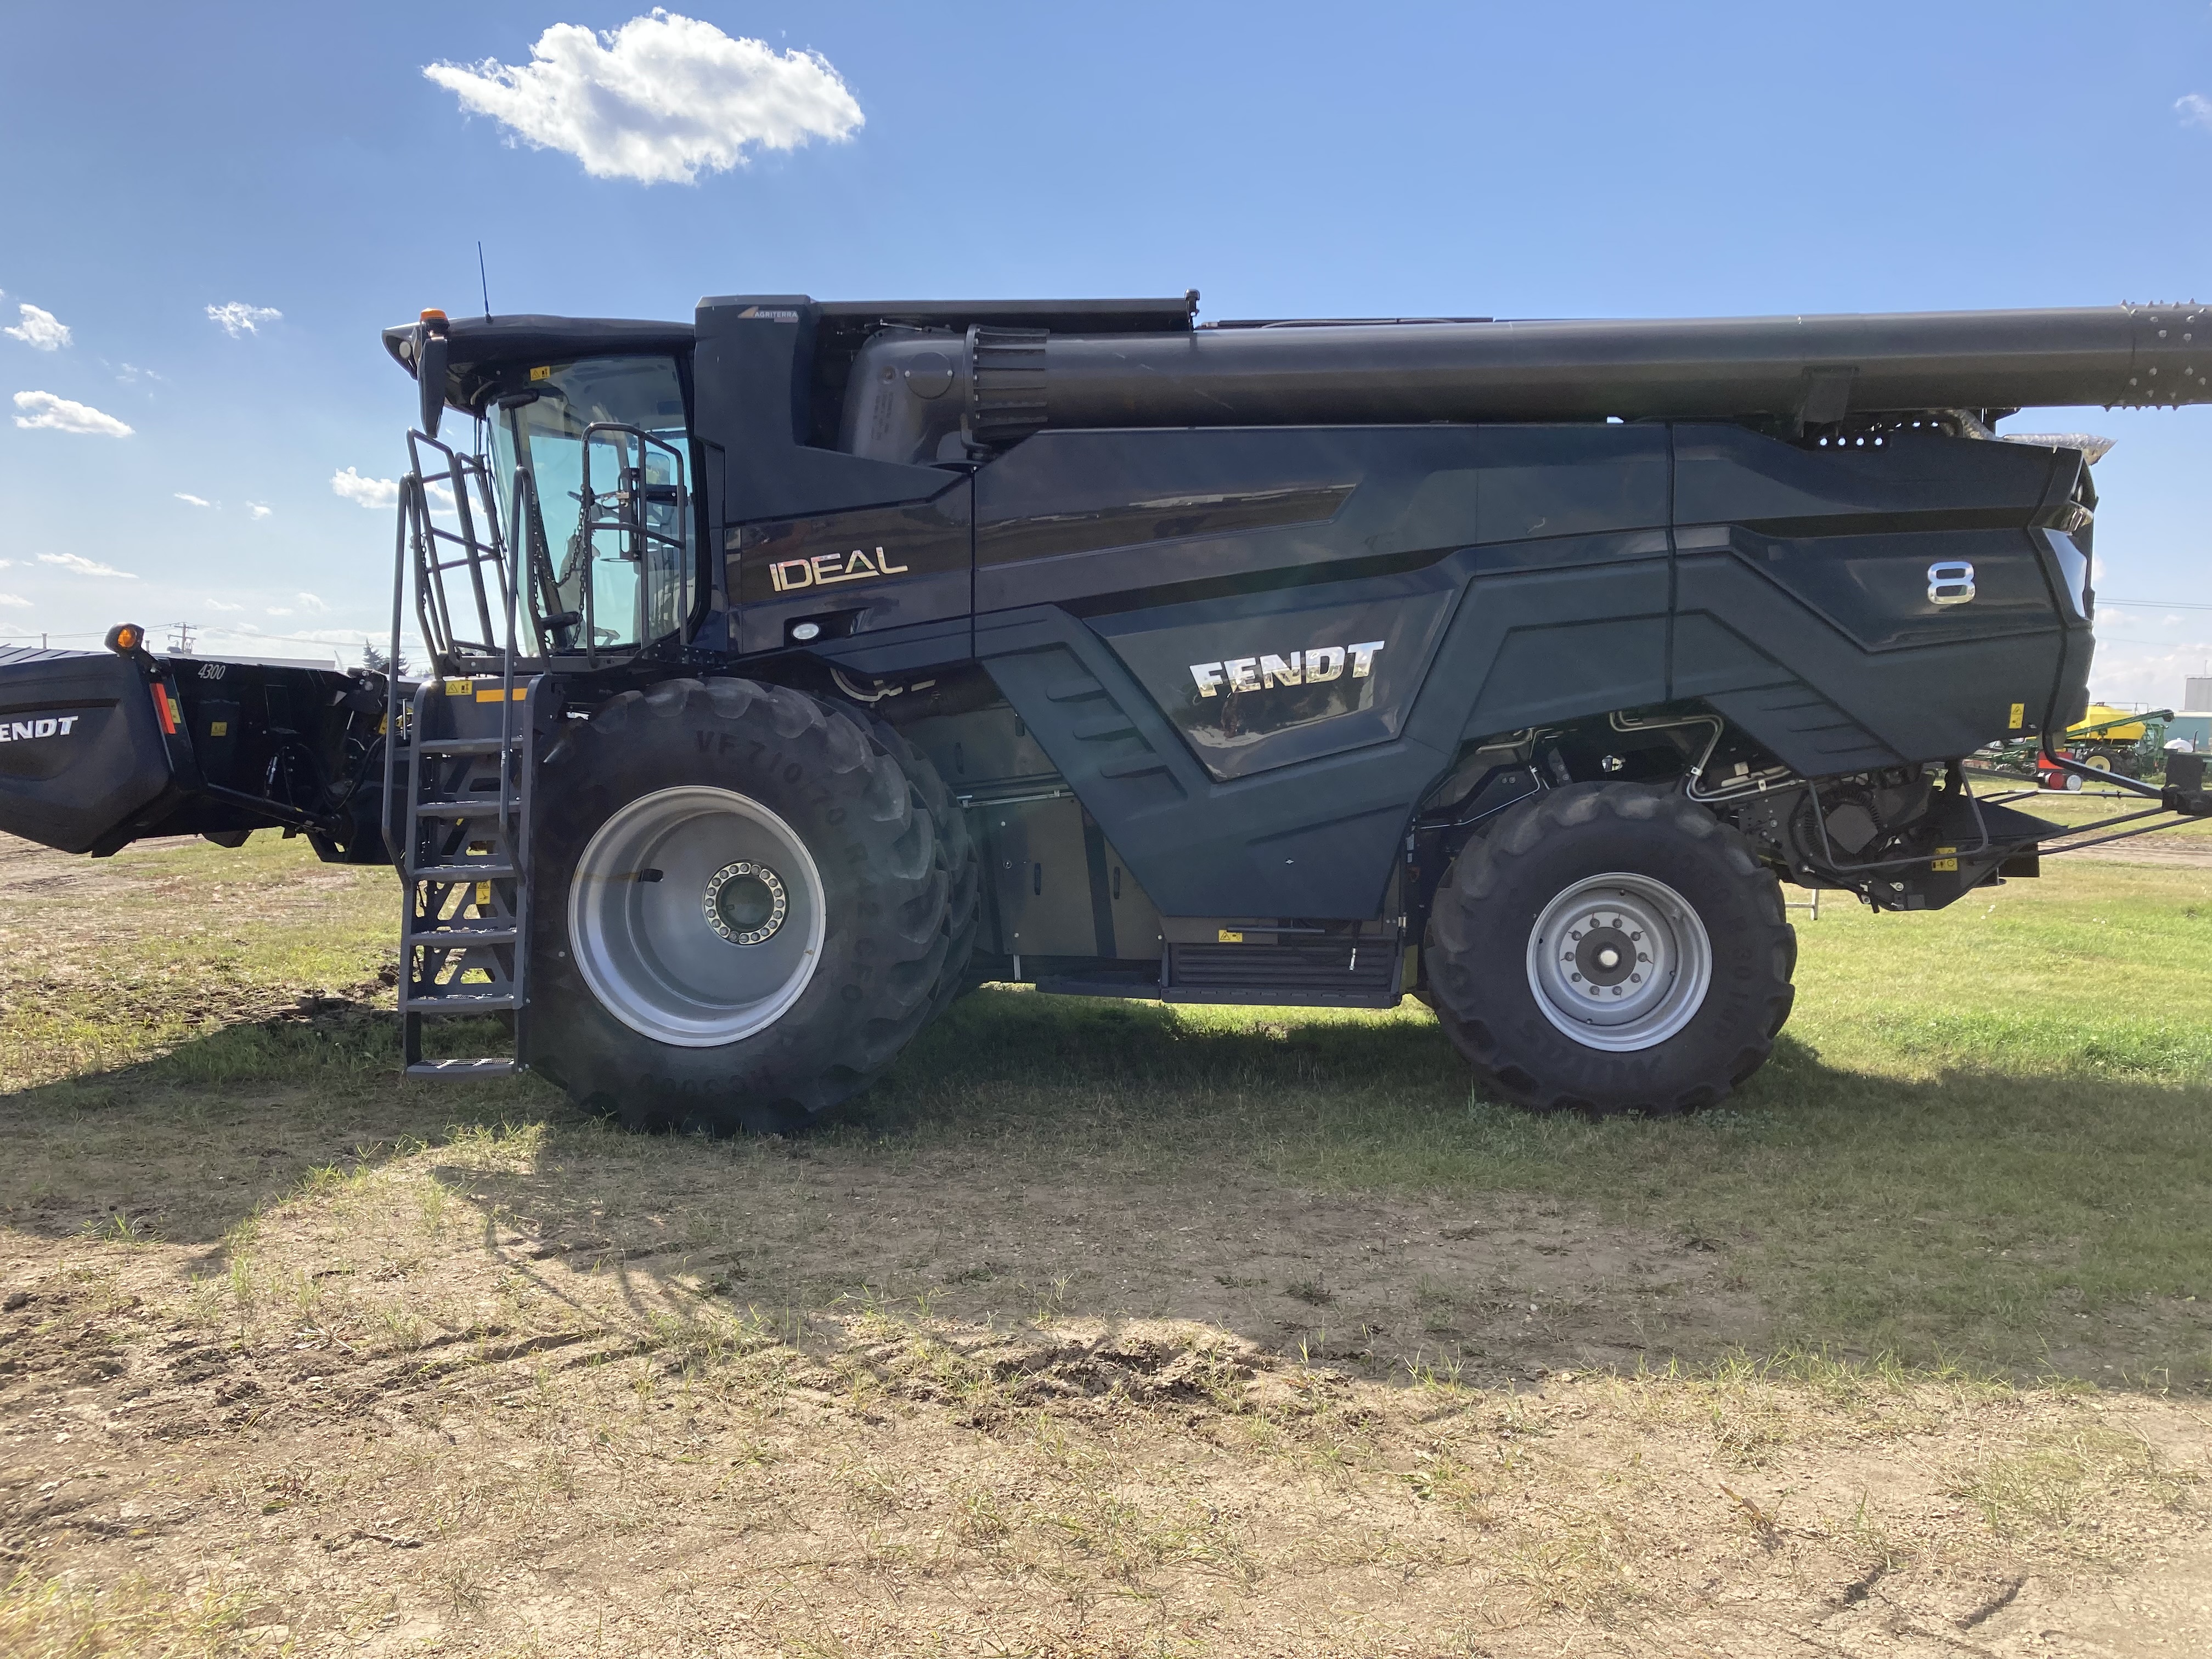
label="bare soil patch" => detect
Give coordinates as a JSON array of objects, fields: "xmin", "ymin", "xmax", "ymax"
[
  {"xmin": 2, "ymin": 830, "xmax": 2209, "ymax": 1653},
  {"xmin": 3, "ymin": 1114, "xmax": 2205, "ymax": 1656},
  {"xmin": 3, "ymin": 1228, "xmax": 2207, "ymax": 1658}
]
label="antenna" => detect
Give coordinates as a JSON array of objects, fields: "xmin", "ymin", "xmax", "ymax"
[{"xmin": 478, "ymin": 241, "xmax": 492, "ymax": 320}]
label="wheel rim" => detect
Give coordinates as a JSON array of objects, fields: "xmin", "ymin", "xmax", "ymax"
[
  {"xmin": 569, "ymin": 786, "xmax": 826, "ymax": 1048},
  {"xmin": 1525, "ymin": 871, "xmax": 1712, "ymax": 1052}
]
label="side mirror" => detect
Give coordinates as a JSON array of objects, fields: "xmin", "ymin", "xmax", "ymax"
[{"xmin": 416, "ymin": 327, "xmax": 449, "ymax": 439}]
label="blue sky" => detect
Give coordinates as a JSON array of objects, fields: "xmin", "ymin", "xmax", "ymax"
[{"xmin": 1, "ymin": 2, "xmax": 2206, "ymax": 701}]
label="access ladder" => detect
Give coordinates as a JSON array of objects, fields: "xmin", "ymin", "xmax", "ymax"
[{"xmin": 395, "ymin": 673, "xmax": 540, "ymax": 1078}]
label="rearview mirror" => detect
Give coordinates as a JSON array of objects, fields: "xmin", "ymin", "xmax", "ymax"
[{"xmin": 417, "ymin": 329, "xmax": 449, "ymax": 439}]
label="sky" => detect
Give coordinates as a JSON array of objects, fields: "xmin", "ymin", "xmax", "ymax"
[{"xmin": 0, "ymin": 1, "xmax": 2207, "ymax": 702}]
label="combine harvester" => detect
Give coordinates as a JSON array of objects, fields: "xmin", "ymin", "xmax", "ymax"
[{"xmin": 1, "ymin": 294, "xmax": 2208, "ymax": 1125}]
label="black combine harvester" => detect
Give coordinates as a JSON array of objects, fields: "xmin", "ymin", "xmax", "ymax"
[{"xmin": 3, "ymin": 294, "xmax": 2208, "ymax": 1127}]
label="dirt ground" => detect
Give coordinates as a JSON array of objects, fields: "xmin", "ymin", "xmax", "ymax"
[{"xmin": 2, "ymin": 834, "xmax": 2208, "ymax": 1656}]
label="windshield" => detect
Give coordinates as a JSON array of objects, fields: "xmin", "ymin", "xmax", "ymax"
[{"xmin": 488, "ymin": 355, "xmax": 691, "ymax": 656}]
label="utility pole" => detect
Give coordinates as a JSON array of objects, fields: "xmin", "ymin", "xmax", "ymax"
[{"xmin": 166, "ymin": 620, "xmax": 196, "ymax": 655}]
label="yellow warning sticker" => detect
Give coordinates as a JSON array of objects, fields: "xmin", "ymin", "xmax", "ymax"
[
  {"xmin": 208, "ymin": 720, "xmax": 228, "ymax": 737},
  {"xmin": 1932, "ymin": 846, "xmax": 1959, "ymax": 872},
  {"xmin": 529, "ymin": 365, "xmax": 551, "ymax": 381},
  {"xmin": 1217, "ymin": 929, "xmax": 1244, "ymax": 944},
  {"xmin": 444, "ymin": 678, "xmax": 473, "ymax": 697},
  {"xmin": 475, "ymin": 882, "xmax": 493, "ymax": 910},
  {"xmin": 2008, "ymin": 702, "xmax": 2025, "ymax": 730}
]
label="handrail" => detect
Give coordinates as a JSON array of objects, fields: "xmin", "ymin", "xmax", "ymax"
[
  {"xmin": 381, "ymin": 488, "xmax": 409, "ymax": 868},
  {"xmin": 392, "ymin": 421, "xmax": 690, "ymax": 680},
  {"xmin": 578, "ymin": 420, "xmax": 690, "ymax": 668}
]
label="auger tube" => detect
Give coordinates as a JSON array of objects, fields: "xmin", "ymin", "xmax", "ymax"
[{"xmin": 838, "ymin": 303, "xmax": 2210, "ymax": 463}]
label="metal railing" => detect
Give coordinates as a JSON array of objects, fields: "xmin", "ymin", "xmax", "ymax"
[
  {"xmin": 387, "ymin": 421, "xmax": 693, "ymax": 681},
  {"xmin": 573, "ymin": 422, "xmax": 691, "ymax": 670},
  {"xmin": 400, "ymin": 430, "xmax": 517, "ymax": 672},
  {"xmin": 384, "ymin": 428, "xmax": 527, "ymax": 867}
]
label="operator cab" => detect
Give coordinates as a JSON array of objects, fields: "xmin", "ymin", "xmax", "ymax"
[{"xmin": 382, "ymin": 312, "xmax": 700, "ymax": 669}]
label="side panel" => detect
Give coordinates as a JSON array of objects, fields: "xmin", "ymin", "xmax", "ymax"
[
  {"xmin": 969, "ymin": 424, "xmax": 1678, "ymax": 919},
  {"xmin": 976, "ymin": 795, "xmax": 1164, "ymax": 963},
  {"xmin": 840, "ymin": 421, "xmax": 2080, "ymax": 921},
  {"xmin": 1087, "ymin": 572, "xmax": 1458, "ymax": 781},
  {"xmin": 1671, "ymin": 426, "xmax": 2081, "ymax": 769},
  {"xmin": 975, "ymin": 424, "xmax": 1668, "ymax": 612},
  {"xmin": 691, "ymin": 297, "xmax": 952, "ymax": 525},
  {"xmin": 726, "ymin": 481, "xmax": 972, "ymax": 658}
]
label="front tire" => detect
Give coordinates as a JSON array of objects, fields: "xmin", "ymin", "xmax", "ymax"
[
  {"xmin": 866, "ymin": 717, "xmax": 980, "ymax": 1025},
  {"xmin": 1425, "ymin": 783, "xmax": 1795, "ymax": 1116},
  {"xmin": 527, "ymin": 678, "xmax": 949, "ymax": 1134}
]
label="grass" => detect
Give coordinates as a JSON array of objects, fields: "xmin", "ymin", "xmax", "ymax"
[
  {"xmin": 3, "ymin": 831, "xmax": 2210, "ymax": 1381},
  {"xmin": 0, "ymin": 1573, "xmax": 258, "ymax": 1657},
  {"xmin": 830, "ymin": 854, "xmax": 2212, "ymax": 1380},
  {"xmin": 2, "ymin": 827, "xmax": 2210, "ymax": 1654}
]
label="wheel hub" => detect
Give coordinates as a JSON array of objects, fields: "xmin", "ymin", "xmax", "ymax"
[
  {"xmin": 1571, "ymin": 921, "xmax": 1644, "ymax": 988},
  {"xmin": 569, "ymin": 786, "xmax": 826, "ymax": 1048},
  {"xmin": 704, "ymin": 861, "xmax": 788, "ymax": 946},
  {"xmin": 1526, "ymin": 872, "xmax": 1712, "ymax": 1052}
]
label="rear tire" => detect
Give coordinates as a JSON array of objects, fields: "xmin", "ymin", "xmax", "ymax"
[
  {"xmin": 527, "ymin": 678, "xmax": 949, "ymax": 1134},
  {"xmin": 1425, "ymin": 782, "xmax": 1795, "ymax": 1117}
]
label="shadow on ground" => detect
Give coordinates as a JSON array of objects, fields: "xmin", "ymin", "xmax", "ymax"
[{"xmin": 7, "ymin": 986, "xmax": 2210, "ymax": 1385}]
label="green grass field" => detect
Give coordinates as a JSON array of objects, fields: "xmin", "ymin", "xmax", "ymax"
[
  {"xmin": 5, "ymin": 830, "xmax": 2209, "ymax": 1656},
  {"xmin": 3, "ymin": 831, "xmax": 2209, "ymax": 1383},
  {"xmin": 856, "ymin": 854, "xmax": 2212, "ymax": 1380}
]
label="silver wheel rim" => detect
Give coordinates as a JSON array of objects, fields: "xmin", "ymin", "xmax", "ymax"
[
  {"xmin": 1525, "ymin": 871, "xmax": 1712, "ymax": 1052},
  {"xmin": 569, "ymin": 786, "xmax": 826, "ymax": 1048}
]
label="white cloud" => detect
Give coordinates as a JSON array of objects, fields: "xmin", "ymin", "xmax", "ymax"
[
  {"xmin": 3, "ymin": 303, "xmax": 70, "ymax": 351},
  {"xmin": 2180, "ymin": 93, "xmax": 2212, "ymax": 131},
  {"xmin": 424, "ymin": 10, "xmax": 863, "ymax": 185},
  {"xmin": 331, "ymin": 466, "xmax": 400, "ymax": 509},
  {"xmin": 205, "ymin": 597, "xmax": 244, "ymax": 612},
  {"xmin": 12, "ymin": 390, "xmax": 133, "ymax": 437},
  {"xmin": 266, "ymin": 607, "xmax": 294, "ymax": 617},
  {"xmin": 0, "ymin": 594, "xmax": 29, "ymax": 608},
  {"xmin": 247, "ymin": 502, "xmax": 272, "ymax": 519},
  {"xmin": 296, "ymin": 592, "xmax": 328, "ymax": 613},
  {"xmin": 207, "ymin": 301, "xmax": 281, "ymax": 337},
  {"xmin": 175, "ymin": 492, "xmax": 213, "ymax": 508},
  {"xmin": 38, "ymin": 552, "xmax": 137, "ymax": 579}
]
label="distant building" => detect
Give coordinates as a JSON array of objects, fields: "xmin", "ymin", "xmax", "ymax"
[{"xmin": 2160, "ymin": 680, "xmax": 2212, "ymax": 753}]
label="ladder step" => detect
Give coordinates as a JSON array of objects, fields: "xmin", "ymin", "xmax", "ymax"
[
  {"xmin": 408, "ymin": 926, "xmax": 519, "ymax": 946},
  {"xmin": 414, "ymin": 737, "xmax": 521, "ymax": 755},
  {"xmin": 402, "ymin": 990, "xmax": 522, "ymax": 1011},
  {"xmin": 410, "ymin": 864, "xmax": 518, "ymax": 881},
  {"xmin": 406, "ymin": 1058, "xmax": 517, "ymax": 1079},
  {"xmin": 415, "ymin": 798, "xmax": 515, "ymax": 817}
]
